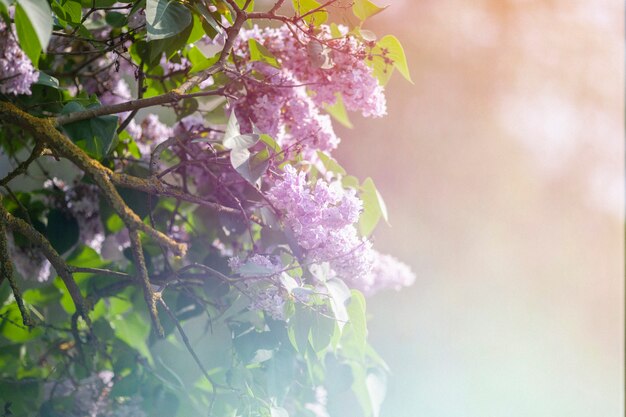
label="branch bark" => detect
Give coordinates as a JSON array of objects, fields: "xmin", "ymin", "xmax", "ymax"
[
  {"xmin": 0, "ymin": 216, "xmax": 33, "ymax": 327},
  {"xmin": 0, "ymin": 196, "xmax": 90, "ymax": 323},
  {"xmin": 0, "ymin": 102, "xmax": 187, "ymax": 257}
]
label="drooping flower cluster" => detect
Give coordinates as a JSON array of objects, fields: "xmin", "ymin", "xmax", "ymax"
[
  {"xmin": 355, "ymin": 250, "xmax": 417, "ymax": 296},
  {"xmin": 267, "ymin": 165, "xmax": 374, "ymax": 282},
  {"xmin": 133, "ymin": 114, "xmax": 173, "ymax": 156},
  {"xmin": 0, "ymin": 18, "xmax": 38, "ymax": 95},
  {"xmin": 266, "ymin": 165, "xmax": 416, "ymax": 295},
  {"xmin": 229, "ymin": 25, "xmax": 386, "ymax": 158}
]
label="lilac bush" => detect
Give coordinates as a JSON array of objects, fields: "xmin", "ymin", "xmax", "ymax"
[{"xmin": 0, "ymin": 1, "xmax": 415, "ymax": 416}]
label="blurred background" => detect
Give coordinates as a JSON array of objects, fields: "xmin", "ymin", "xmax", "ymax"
[{"xmin": 332, "ymin": 1, "xmax": 624, "ymax": 416}]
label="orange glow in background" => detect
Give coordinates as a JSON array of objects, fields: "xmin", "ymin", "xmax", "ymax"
[{"xmin": 333, "ymin": 1, "xmax": 624, "ymax": 416}]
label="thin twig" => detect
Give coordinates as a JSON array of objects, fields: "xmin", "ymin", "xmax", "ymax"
[
  {"xmin": 0, "ymin": 217, "xmax": 33, "ymax": 326},
  {"xmin": 158, "ymin": 298, "xmax": 218, "ymax": 407},
  {"xmin": 129, "ymin": 229, "xmax": 164, "ymax": 337},
  {"xmin": 0, "ymin": 143, "xmax": 44, "ymax": 186}
]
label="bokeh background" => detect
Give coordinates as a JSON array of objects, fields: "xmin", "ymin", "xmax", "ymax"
[{"xmin": 332, "ymin": 1, "xmax": 624, "ymax": 416}]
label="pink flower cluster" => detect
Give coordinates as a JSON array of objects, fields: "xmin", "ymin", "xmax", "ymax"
[
  {"xmin": 230, "ymin": 25, "xmax": 386, "ymax": 158},
  {"xmin": 266, "ymin": 165, "xmax": 374, "ymax": 282},
  {"xmin": 353, "ymin": 250, "xmax": 416, "ymax": 296},
  {"xmin": 0, "ymin": 19, "xmax": 38, "ymax": 95},
  {"xmin": 266, "ymin": 166, "xmax": 417, "ymax": 295},
  {"xmin": 126, "ymin": 114, "xmax": 174, "ymax": 160}
]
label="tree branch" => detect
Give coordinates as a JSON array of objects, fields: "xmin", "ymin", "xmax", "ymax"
[
  {"xmin": 0, "ymin": 216, "xmax": 33, "ymax": 327},
  {"xmin": 0, "ymin": 196, "xmax": 90, "ymax": 323},
  {"xmin": 0, "ymin": 102, "xmax": 187, "ymax": 257},
  {"xmin": 129, "ymin": 229, "xmax": 164, "ymax": 337},
  {"xmin": 0, "ymin": 143, "xmax": 44, "ymax": 186},
  {"xmin": 55, "ymin": 88, "xmax": 226, "ymax": 126}
]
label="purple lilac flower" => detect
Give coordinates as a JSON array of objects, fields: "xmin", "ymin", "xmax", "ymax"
[
  {"xmin": 352, "ymin": 250, "xmax": 416, "ymax": 296},
  {"xmin": 238, "ymin": 25, "xmax": 387, "ymax": 118},
  {"xmin": 229, "ymin": 24, "xmax": 386, "ymax": 158},
  {"xmin": 65, "ymin": 183, "xmax": 106, "ymax": 252},
  {"xmin": 0, "ymin": 19, "xmax": 38, "ymax": 95},
  {"xmin": 266, "ymin": 165, "xmax": 374, "ymax": 283}
]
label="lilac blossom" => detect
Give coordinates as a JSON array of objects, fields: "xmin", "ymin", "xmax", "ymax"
[
  {"xmin": 160, "ymin": 54, "xmax": 191, "ymax": 74},
  {"xmin": 229, "ymin": 24, "xmax": 386, "ymax": 158},
  {"xmin": 266, "ymin": 165, "xmax": 374, "ymax": 283},
  {"xmin": 130, "ymin": 114, "xmax": 173, "ymax": 158},
  {"xmin": 350, "ymin": 250, "xmax": 416, "ymax": 296},
  {"xmin": 236, "ymin": 25, "xmax": 386, "ymax": 117},
  {"xmin": 0, "ymin": 18, "xmax": 38, "ymax": 95}
]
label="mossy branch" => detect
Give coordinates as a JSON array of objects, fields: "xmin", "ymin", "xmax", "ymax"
[
  {"xmin": 0, "ymin": 102, "xmax": 187, "ymax": 257},
  {"xmin": 0, "ymin": 216, "xmax": 33, "ymax": 327},
  {"xmin": 129, "ymin": 229, "xmax": 164, "ymax": 337},
  {"xmin": 0, "ymin": 196, "xmax": 90, "ymax": 323}
]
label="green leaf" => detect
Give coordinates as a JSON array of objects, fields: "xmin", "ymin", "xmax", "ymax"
[
  {"xmin": 224, "ymin": 111, "xmax": 241, "ymax": 141},
  {"xmin": 352, "ymin": 0, "xmax": 386, "ymax": 21},
  {"xmin": 309, "ymin": 310, "xmax": 335, "ymax": 352},
  {"xmin": 342, "ymin": 175, "xmax": 360, "ymax": 189},
  {"xmin": 324, "ymin": 93, "xmax": 353, "ymax": 129},
  {"xmin": 223, "ymin": 134, "xmax": 259, "ymax": 150},
  {"xmin": 188, "ymin": 46, "xmax": 218, "ymax": 73},
  {"xmin": 105, "ymin": 10, "xmax": 127, "ymax": 27},
  {"xmin": 317, "ymin": 151, "xmax": 347, "ymax": 176},
  {"xmin": 371, "ymin": 35, "xmax": 412, "ymax": 85},
  {"xmin": 66, "ymin": 245, "xmax": 106, "ymax": 269},
  {"xmin": 271, "ymin": 407, "xmax": 289, "ymax": 417},
  {"xmin": 366, "ymin": 368, "xmax": 387, "ymax": 417},
  {"xmin": 64, "ymin": 0, "xmax": 82, "ymax": 23},
  {"xmin": 292, "ymin": 0, "xmax": 327, "ymax": 25},
  {"xmin": 358, "ymin": 177, "xmax": 388, "ymax": 236},
  {"xmin": 112, "ymin": 311, "xmax": 153, "ymax": 365},
  {"xmin": 0, "ymin": 305, "xmax": 43, "ymax": 342},
  {"xmin": 287, "ymin": 304, "xmax": 313, "ymax": 353},
  {"xmin": 146, "ymin": 0, "xmax": 192, "ymax": 40},
  {"xmin": 248, "ymin": 38, "xmax": 280, "ymax": 68},
  {"xmin": 23, "ymin": 286, "xmax": 62, "ymax": 306},
  {"xmin": 350, "ymin": 365, "xmax": 373, "ymax": 417},
  {"xmin": 326, "ymin": 278, "xmax": 350, "ymax": 330},
  {"xmin": 61, "ymin": 102, "xmax": 118, "ymax": 159},
  {"xmin": 230, "ymin": 147, "xmax": 269, "ymax": 187},
  {"xmin": 35, "ymin": 72, "xmax": 59, "ymax": 88},
  {"xmin": 14, "ymin": 0, "xmax": 52, "ymax": 66},
  {"xmin": 192, "ymin": 1, "xmax": 221, "ymax": 38},
  {"xmin": 117, "ymin": 186, "xmax": 155, "ymax": 219},
  {"xmin": 340, "ymin": 290, "xmax": 367, "ymax": 360},
  {"xmin": 46, "ymin": 209, "xmax": 79, "ymax": 254},
  {"xmin": 0, "ymin": 0, "xmax": 10, "ymax": 15},
  {"xmin": 260, "ymin": 134, "xmax": 281, "ymax": 153}
]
